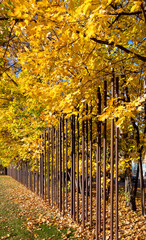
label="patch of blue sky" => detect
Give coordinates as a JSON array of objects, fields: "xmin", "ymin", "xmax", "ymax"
[{"xmin": 8, "ymin": 58, "xmax": 22, "ymax": 77}]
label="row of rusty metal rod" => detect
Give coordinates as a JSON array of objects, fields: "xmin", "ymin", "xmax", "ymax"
[{"xmin": 8, "ymin": 75, "xmax": 119, "ymax": 240}]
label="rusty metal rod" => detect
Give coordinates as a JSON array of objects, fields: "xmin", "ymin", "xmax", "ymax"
[
  {"xmin": 54, "ymin": 128, "xmax": 56, "ymax": 203},
  {"xmin": 82, "ymin": 111, "xmax": 85, "ymax": 229},
  {"xmin": 47, "ymin": 128, "xmax": 50, "ymax": 203},
  {"xmin": 71, "ymin": 115, "xmax": 73, "ymax": 218},
  {"xmin": 42, "ymin": 135, "xmax": 44, "ymax": 198},
  {"xmin": 77, "ymin": 113, "xmax": 79, "ymax": 223},
  {"xmin": 89, "ymin": 105, "xmax": 92, "ymax": 227},
  {"xmin": 56, "ymin": 126, "xmax": 58, "ymax": 206},
  {"xmin": 33, "ymin": 169, "xmax": 35, "ymax": 192},
  {"xmin": 99, "ymin": 90, "xmax": 101, "ymax": 233},
  {"xmin": 30, "ymin": 166, "xmax": 32, "ymax": 191},
  {"xmin": 59, "ymin": 117, "xmax": 62, "ymax": 212},
  {"xmin": 44, "ymin": 130, "xmax": 47, "ymax": 200},
  {"xmin": 26, "ymin": 162, "xmax": 28, "ymax": 188},
  {"xmin": 115, "ymin": 77, "xmax": 119, "ymax": 240},
  {"xmin": 103, "ymin": 80, "xmax": 107, "ymax": 240},
  {"xmin": 36, "ymin": 158, "xmax": 39, "ymax": 195},
  {"xmin": 66, "ymin": 119, "xmax": 68, "ymax": 210},
  {"xmin": 96, "ymin": 87, "xmax": 101, "ymax": 239},
  {"xmin": 62, "ymin": 114, "xmax": 65, "ymax": 215},
  {"xmin": 73, "ymin": 115, "xmax": 75, "ymax": 221},
  {"xmin": 40, "ymin": 140, "xmax": 42, "ymax": 197},
  {"xmin": 40, "ymin": 152, "xmax": 44, "ymax": 198},
  {"xmin": 110, "ymin": 70, "xmax": 115, "ymax": 240},
  {"xmin": 51, "ymin": 127, "xmax": 54, "ymax": 205},
  {"xmin": 86, "ymin": 104, "xmax": 88, "ymax": 222}
]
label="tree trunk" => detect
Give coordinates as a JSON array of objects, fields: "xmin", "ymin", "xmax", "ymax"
[
  {"xmin": 134, "ymin": 151, "xmax": 145, "ymax": 215},
  {"xmin": 125, "ymin": 169, "xmax": 136, "ymax": 211},
  {"xmin": 138, "ymin": 150, "xmax": 145, "ymax": 215},
  {"xmin": 4, "ymin": 167, "xmax": 7, "ymax": 175},
  {"xmin": 134, "ymin": 164, "xmax": 139, "ymax": 197}
]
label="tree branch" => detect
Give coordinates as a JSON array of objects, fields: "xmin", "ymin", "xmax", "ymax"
[
  {"xmin": 0, "ymin": 16, "xmax": 24, "ymax": 22},
  {"xmin": 6, "ymin": 73, "xmax": 18, "ymax": 87},
  {"xmin": 90, "ymin": 38, "xmax": 146, "ymax": 62},
  {"xmin": 110, "ymin": 11, "xmax": 142, "ymax": 16},
  {"xmin": 109, "ymin": 11, "xmax": 143, "ymax": 27},
  {"xmin": 141, "ymin": 3, "xmax": 146, "ymax": 23}
]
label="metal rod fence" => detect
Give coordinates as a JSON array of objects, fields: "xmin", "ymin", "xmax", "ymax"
[{"xmin": 8, "ymin": 76, "xmax": 140, "ymax": 239}]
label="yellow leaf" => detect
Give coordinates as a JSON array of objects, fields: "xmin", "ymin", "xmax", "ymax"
[
  {"xmin": 130, "ymin": 2, "xmax": 141, "ymax": 12},
  {"xmin": 108, "ymin": 0, "xmax": 113, "ymax": 4},
  {"xmin": 116, "ymin": 117, "xmax": 125, "ymax": 127},
  {"xmin": 98, "ymin": 112, "xmax": 109, "ymax": 121}
]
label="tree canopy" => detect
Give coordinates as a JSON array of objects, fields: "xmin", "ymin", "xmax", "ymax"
[{"xmin": 0, "ymin": 0, "xmax": 145, "ymax": 167}]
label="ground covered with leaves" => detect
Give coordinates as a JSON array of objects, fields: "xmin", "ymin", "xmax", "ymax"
[
  {"xmin": 0, "ymin": 176, "xmax": 145, "ymax": 240},
  {"xmin": 0, "ymin": 176, "xmax": 77, "ymax": 240}
]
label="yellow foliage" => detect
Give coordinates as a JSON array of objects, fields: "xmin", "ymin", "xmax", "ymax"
[{"xmin": 0, "ymin": 0, "xmax": 145, "ymax": 171}]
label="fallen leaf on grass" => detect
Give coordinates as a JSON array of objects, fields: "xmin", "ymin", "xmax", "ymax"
[
  {"xmin": 67, "ymin": 229, "xmax": 71, "ymax": 235},
  {"xmin": 1, "ymin": 234, "xmax": 10, "ymax": 239}
]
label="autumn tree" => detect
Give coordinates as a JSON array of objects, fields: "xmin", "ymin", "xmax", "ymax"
[{"xmin": 0, "ymin": 0, "xmax": 145, "ymax": 213}]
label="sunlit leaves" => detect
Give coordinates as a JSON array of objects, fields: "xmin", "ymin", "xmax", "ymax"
[{"xmin": 0, "ymin": 0, "xmax": 145, "ymax": 168}]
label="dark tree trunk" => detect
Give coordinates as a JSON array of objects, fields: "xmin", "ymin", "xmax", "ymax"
[
  {"xmin": 134, "ymin": 149, "xmax": 145, "ymax": 215},
  {"xmin": 4, "ymin": 167, "xmax": 7, "ymax": 175},
  {"xmin": 122, "ymin": 71, "xmax": 145, "ymax": 215},
  {"xmin": 125, "ymin": 169, "xmax": 136, "ymax": 211},
  {"xmin": 134, "ymin": 164, "xmax": 139, "ymax": 197},
  {"xmin": 138, "ymin": 150, "xmax": 145, "ymax": 215}
]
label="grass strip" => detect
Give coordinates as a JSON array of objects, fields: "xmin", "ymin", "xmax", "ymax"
[{"xmin": 0, "ymin": 176, "xmax": 76, "ymax": 240}]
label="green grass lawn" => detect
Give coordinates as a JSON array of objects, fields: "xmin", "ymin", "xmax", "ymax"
[{"xmin": 0, "ymin": 176, "xmax": 76, "ymax": 240}]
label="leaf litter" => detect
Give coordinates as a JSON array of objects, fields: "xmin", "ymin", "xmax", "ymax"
[{"xmin": 0, "ymin": 176, "xmax": 146, "ymax": 239}]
